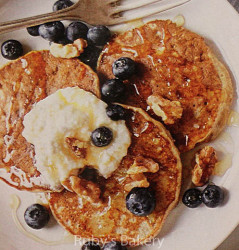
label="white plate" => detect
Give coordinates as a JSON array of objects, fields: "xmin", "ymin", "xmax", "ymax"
[{"xmin": 0, "ymin": 0, "xmax": 239, "ymax": 249}]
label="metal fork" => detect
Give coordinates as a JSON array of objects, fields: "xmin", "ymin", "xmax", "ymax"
[{"xmin": 0, "ymin": 0, "xmax": 191, "ymax": 35}]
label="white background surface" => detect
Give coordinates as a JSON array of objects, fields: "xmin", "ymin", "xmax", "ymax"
[{"xmin": 0, "ymin": 0, "xmax": 239, "ymax": 250}]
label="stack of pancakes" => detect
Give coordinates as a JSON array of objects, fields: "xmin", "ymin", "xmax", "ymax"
[{"xmin": 0, "ymin": 20, "xmax": 233, "ymax": 245}]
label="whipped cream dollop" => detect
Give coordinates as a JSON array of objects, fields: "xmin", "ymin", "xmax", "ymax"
[{"xmin": 22, "ymin": 87, "xmax": 131, "ymax": 190}]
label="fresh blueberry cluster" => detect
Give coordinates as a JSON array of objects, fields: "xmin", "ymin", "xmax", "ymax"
[
  {"xmin": 1, "ymin": 0, "xmax": 112, "ymax": 68},
  {"xmin": 182, "ymin": 184, "xmax": 224, "ymax": 208},
  {"xmin": 31, "ymin": 20, "xmax": 111, "ymax": 69},
  {"xmin": 100, "ymin": 57, "xmax": 136, "ymax": 122},
  {"xmin": 81, "ymin": 241, "xmax": 127, "ymax": 250},
  {"xmin": 101, "ymin": 58, "xmax": 136, "ymax": 103}
]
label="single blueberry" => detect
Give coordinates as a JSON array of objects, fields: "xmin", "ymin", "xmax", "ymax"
[
  {"xmin": 66, "ymin": 22, "xmax": 89, "ymax": 42},
  {"xmin": 202, "ymin": 185, "xmax": 224, "ymax": 208},
  {"xmin": 38, "ymin": 21, "xmax": 65, "ymax": 42},
  {"xmin": 87, "ymin": 26, "xmax": 111, "ymax": 46},
  {"xmin": 182, "ymin": 188, "xmax": 202, "ymax": 208},
  {"xmin": 126, "ymin": 187, "xmax": 156, "ymax": 216},
  {"xmin": 91, "ymin": 126, "xmax": 113, "ymax": 147},
  {"xmin": 24, "ymin": 204, "xmax": 50, "ymax": 229},
  {"xmin": 101, "ymin": 79, "xmax": 125, "ymax": 103},
  {"xmin": 1, "ymin": 40, "xmax": 23, "ymax": 60},
  {"xmin": 103, "ymin": 241, "xmax": 127, "ymax": 250},
  {"xmin": 82, "ymin": 241, "xmax": 101, "ymax": 250},
  {"xmin": 27, "ymin": 25, "xmax": 40, "ymax": 36},
  {"xmin": 106, "ymin": 104, "xmax": 126, "ymax": 121},
  {"xmin": 55, "ymin": 36, "xmax": 72, "ymax": 45},
  {"xmin": 112, "ymin": 57, "xmax": 136, "ymax": 80},
  {"xmin": 53, "ymin": 0, "xmax": 74, "ymax": 11},
  {"xmin": 79, "ymin": 45, "xmax": 102, "ymax": 70}
]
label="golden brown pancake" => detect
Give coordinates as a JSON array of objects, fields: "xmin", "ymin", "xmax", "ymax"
[
  {"xmin": 0, "ymin": 50, "xmax": 100, "ymax": 191},
  {"xmin": 48, "ymin": 105, "xmax": 182, "ymax": 245},
  {"xmin": 97, "ymin": 20, "xmax": 233, "ymax": 152}
]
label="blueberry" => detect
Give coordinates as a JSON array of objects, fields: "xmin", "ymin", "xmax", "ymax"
[
  {"xmin": 24, "ymin": 204, "xmax": 50, "ymax": 229},
  {"xmin": 103, "ymin": 241, "xmax": 127, "ymax": 250},
  {"xmin": 82, "ymin": 241, "xmax": 101, "ymax": 250},
  {"xmin": 101, "ymin": 79, "xmax": 125, "ymax": 103},
  {"xmin": 87, "ymin": 26, "xmax": 111, "ymax": 46},
  {"xmin": 66, "ymin": 22, "xmax": 88, "ymax": 42},
  {"xmin": 27, "ymin": 25, "xmax": 40, "ymax": 36},
  {"xmin": 53, "ymin": 0, "xmax": 74, "ymax": 11},
  {"xmin": 202, "ymin": 185, "xmax": 224, "ymax": 208},
  {"xmin": 55, "ymin": 36, "xmax": 72, "ymax": 45},
  {"xmin": 79, "ymin": 45, "xmax": 102, "ymax": 70},
  {"xmin": 91, "ymin": 126, "xmax": 113, "ymax": 147},
  {"xmin": 106, "ymin": 104, "xmax": 126, "ymax": 121},
  {"xmin": 39, "ymin": 21, "xmax": 65, "ymax": 42},
  {"xmin": 1, "ymin": 40, "xmax": 23, "ymax": 60},
  {"xmin": 79, "ymin": 167, "xmax": 99, "ymax": 183},
  {"xmin": 112, "ymin": 57, "xmax": 136, "ymax": 80},
  {"xmin": 182, "ymin": 188, "xmax": 202, "ymax": 208},
  {"xmin": 126, "ymin": 187, "xmax": 156, "ymax": 216}
]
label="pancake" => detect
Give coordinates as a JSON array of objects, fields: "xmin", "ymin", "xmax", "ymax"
[
  {"xmin": 48, "ymin": 105, "xmax": 182, "ymax": 245},
  {"xmin": 0, "ymin": 50, "xmax": 100, "ymax": 192},
  {"xmin": 97, "ymin": 20, "xmax": 233, "ymax": 152}
]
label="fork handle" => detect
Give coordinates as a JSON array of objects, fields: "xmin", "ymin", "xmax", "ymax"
[{"xmin": 0, "ymin": 7, "xmax": 80, "ymax": 35}]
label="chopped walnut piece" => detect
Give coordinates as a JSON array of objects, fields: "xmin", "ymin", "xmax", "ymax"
[
  {"xmin": 69, "ymin": 176, "xmax": 101, "ymax": 203},
  {"xmin": 65, "ymin": 137, "xmax": 88, "ymax": 158},
  {"xmin": 124, "ymin": 156, "xmax": 159, "ymax": 191},
  {"xmin": 127, "ymin": 156, "xmax": 159, "ymax": 174},
  {"xmin": 50, "ymin": 38, "xmax": 87, "ymax": 58},
  {"xmin": 147, "ymin": 95, "xmax": 183, "ymax": 124},
  {"xmin": 73, "ymin": 38, "xmax": 88, "ymax": 53},
  {"xmin": 124, "ymin": 173, "xmax": 149, "ymax": 192},
  {"xmin": 173, "ymin": 15, "xmax": 185, "ymax": 27},
  {"xmin": 192, "ymin": 146, "xmax": 217, "ymax": 187}
]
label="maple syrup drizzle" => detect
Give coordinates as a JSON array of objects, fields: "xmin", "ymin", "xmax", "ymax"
[
  {"xmin": 10, "ymin": 194, "xmax": 74, "ymax": 246},
  {"xmin": 228, "ymin": 110, "xmax": 239, "ymax": 127}
]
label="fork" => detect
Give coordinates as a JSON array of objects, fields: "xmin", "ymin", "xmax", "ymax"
[{"xmin": 0, "ymin": 0, "xmax": 191, "ymax": 35}]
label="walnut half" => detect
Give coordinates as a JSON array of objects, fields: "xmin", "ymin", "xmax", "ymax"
[
  {"xmin": 65, "ymin": 137, "xmax": 88, "ymax": 158},
  {"xmin": 147, "ymin": 95, "xmax": 183, "ymax": 124},
  {"xmin": 69, "ymin": 176, "xmax": 101, "ymax": 203},
  {"xmin": 127, "ymin": 156, "xmax": 159, "ymax": 174},
  {"xmin": 192, "ymin": 146, "xmax": 217, "ymax": 187},
  {"xmin": 50, "ymin": 38, "xmax": 87, "ymax": 58},
  {"xmin": 124, "ymin": 156, "xmax": 159, "ymax": 191}
]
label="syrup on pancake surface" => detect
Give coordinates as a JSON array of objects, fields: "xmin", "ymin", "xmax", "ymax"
[{"xmin": 97, "ymin": 20, "xmax": 233, "ymax": 152}]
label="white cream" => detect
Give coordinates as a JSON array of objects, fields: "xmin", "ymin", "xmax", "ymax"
[{"xmin": 22, "ymin": 87, "xmax": 131, "ymax": 190}]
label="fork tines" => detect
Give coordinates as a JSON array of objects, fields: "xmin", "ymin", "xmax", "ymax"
[{"xmin": 109, "ymin": 0, "xmax": 191, "ymax": 24}]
